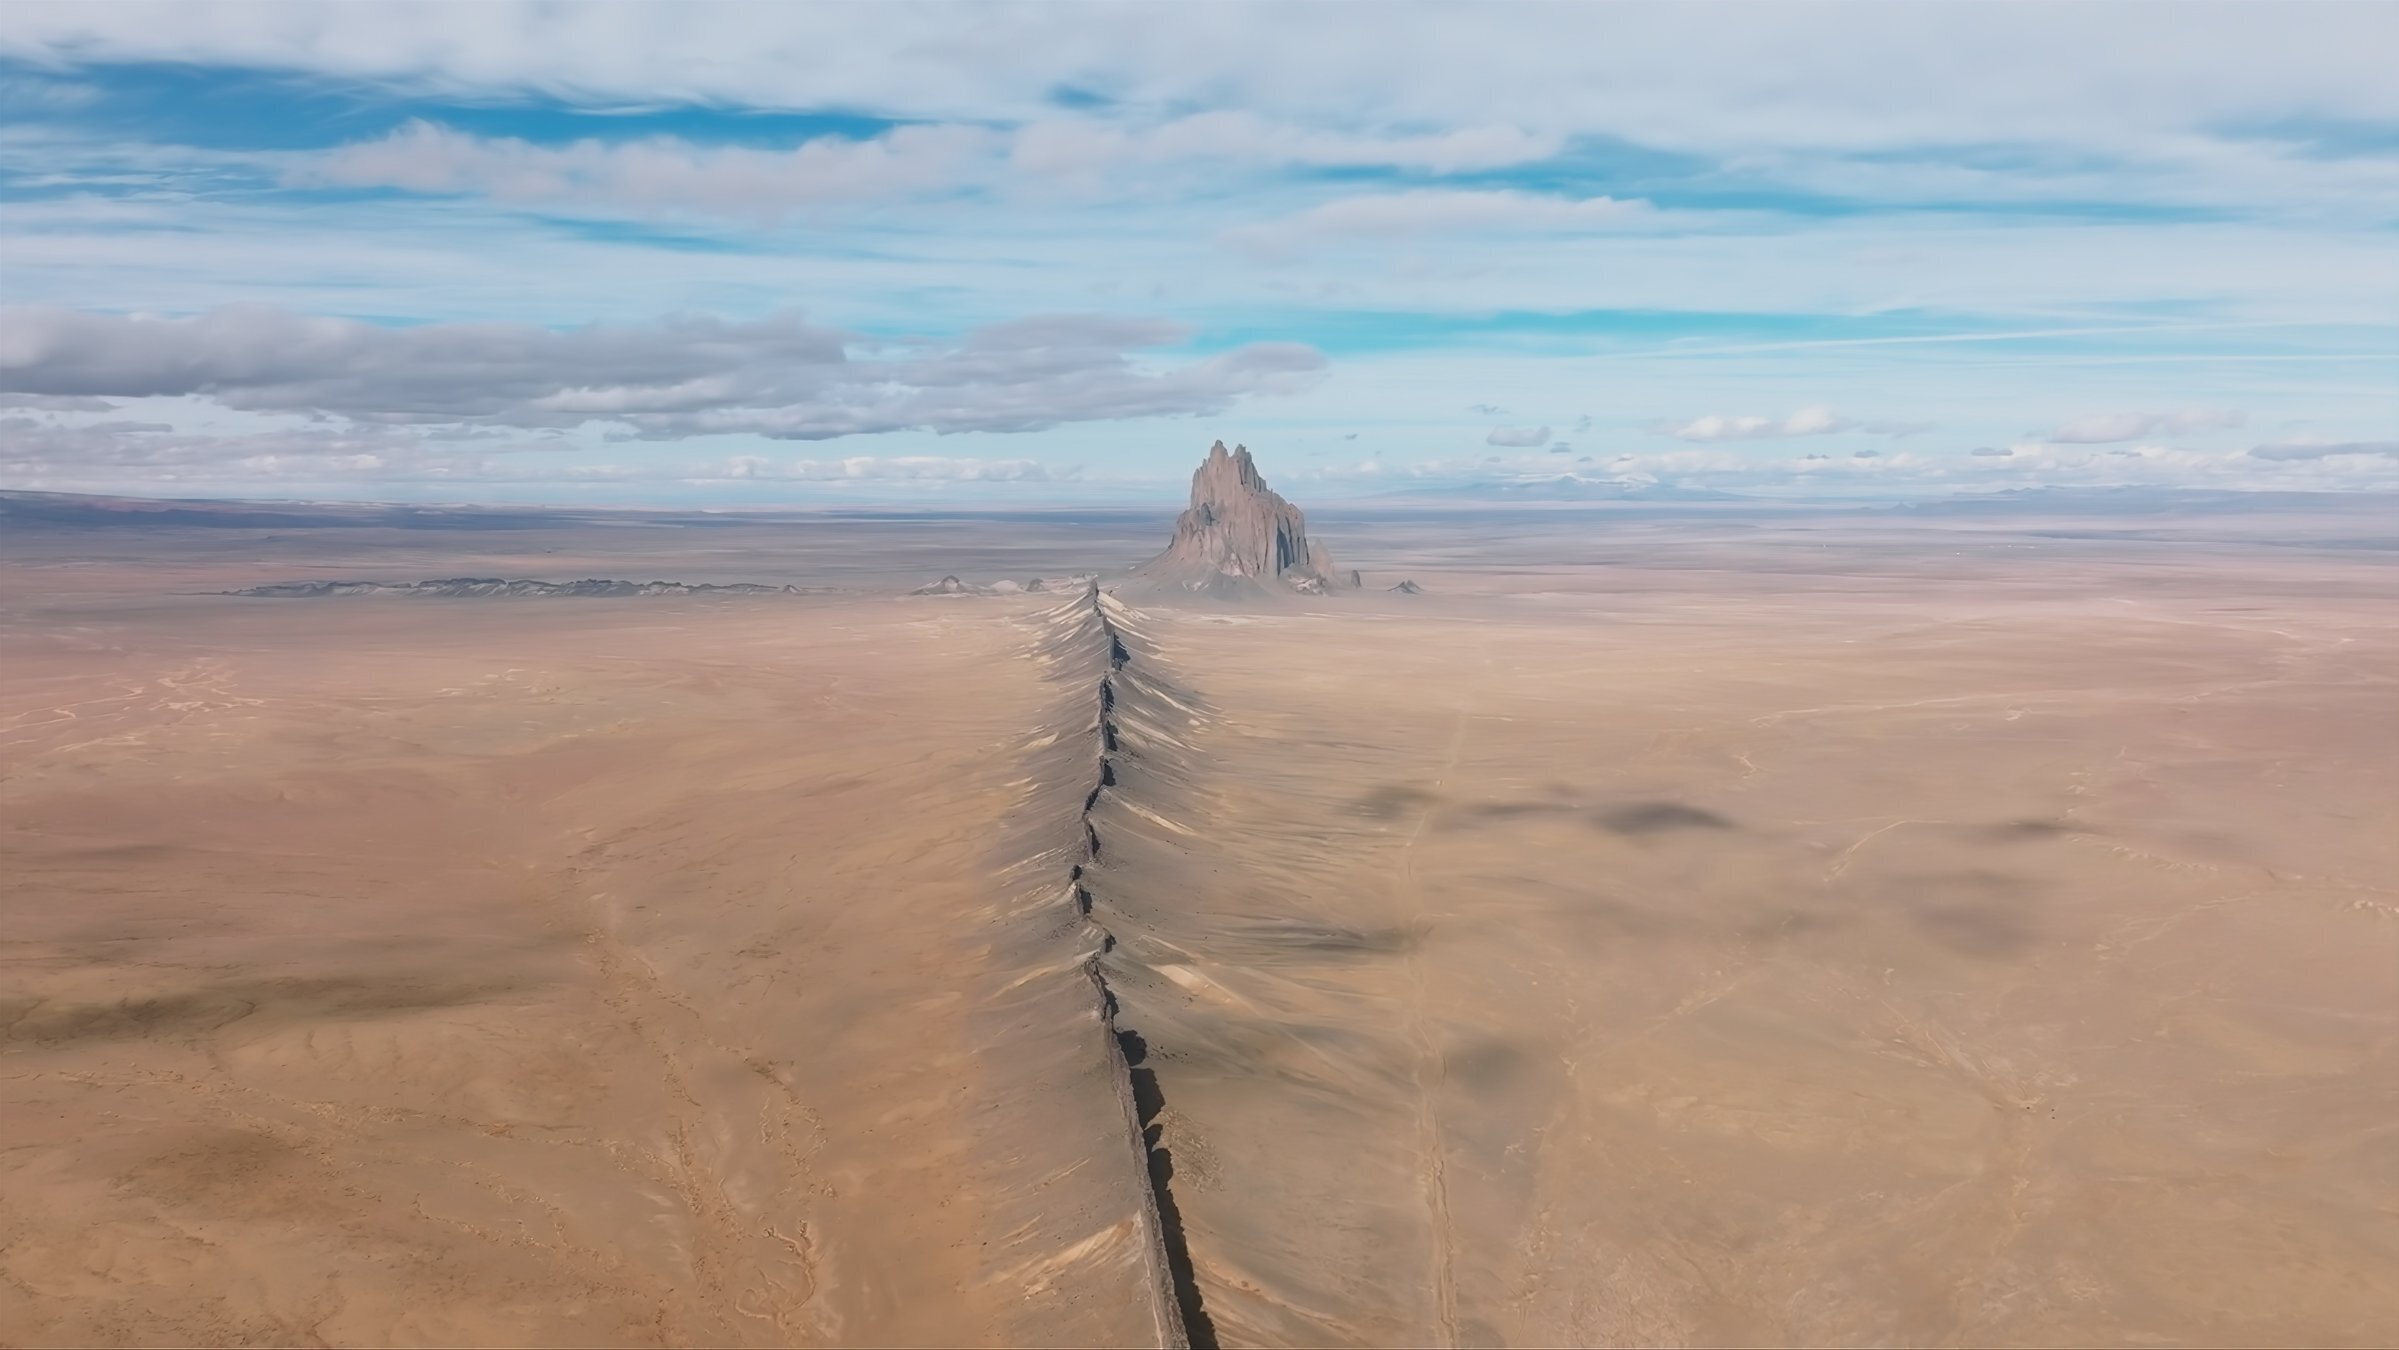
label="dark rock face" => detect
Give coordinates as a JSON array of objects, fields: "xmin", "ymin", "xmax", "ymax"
[
  {"xmin": 1389, "ymin": 579, "xmax": 1423, "ymax": 594},
  {"xmin": 1134, "ymin": 441, "xmax": 1355, "ymax": 596}
]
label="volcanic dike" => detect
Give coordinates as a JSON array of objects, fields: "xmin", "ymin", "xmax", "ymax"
[{"xmin": 1040, "ymin": 441, "xmax": 1362, "ymax": 1346}]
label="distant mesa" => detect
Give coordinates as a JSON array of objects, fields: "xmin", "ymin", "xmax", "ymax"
[
  {"xmin": 230, "ymin": 577, "xmax": 820, "ymax": 598},
  {"xmin": 1131, "ymin": 441, "xmax": 1360, "ymax": 597}
]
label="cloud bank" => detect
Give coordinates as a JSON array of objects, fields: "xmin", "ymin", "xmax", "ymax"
[
  {"xmin": 1485, "ymin": 425, "xmax": 1551, "ymax": 447},
  {"xmin": 299, "ymin": 114, "xmax": 1567, "ymax": 219},
  {"xmin": 0, "ymin": 305, "xmax": 1328, "ymax": 440},
  {"xmin": 1656, "ymin": 406, "xmax": 1933, "ymax": 441},
  {"xmin": 2046, "ymin": 408, "xmax": 2247, "ymax": 443}
]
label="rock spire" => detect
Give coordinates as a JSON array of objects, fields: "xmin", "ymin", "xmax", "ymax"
[{"xmin": 1133, "ymin": 441, "xmax": 1358, "ymax": 596}]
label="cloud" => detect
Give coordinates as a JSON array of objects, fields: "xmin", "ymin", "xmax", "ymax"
[
  {"xmin": 1467, "ymin": 402, "xmax": 1508, "ymax": 415},
  {"xmin": 1661, "ymin": 405, "xmax": 1850, "ymax": 441},
  {"xmin": 1226, "ymin": 190, "xmax": 1651, "ymax": 258},
  {"xmin": 1009, "ymin": 112, "xmax": 1558, "ymax": 177},
  {"xmin": 302, "ymin": 120, "xmax": 999, "ymax": 216},
  {"xmin": 0, "ymin": 415, "xmax": 537, "ymax": 482},
  {"xmin": 0, "ymin": 304, "xmax": 1328, "ymax": 440},
  {"xmin": 1970, "ymin": 445, "xmax": 2011, "ymax": 456},
  {"xmin": 2248, "ymin": 439, "xmax": 2399, "ymax": 461},
  {"xmin": 0, "ymin": 73, "xmax": 99, "ymax": 112},
  {"xmin": 1656, "ymin": 406, "xmax": 1937, "ymax": 441},
  {"xmin": 1485, "ymin": 424, "xmax": 1550, "ymax": 447},
  {"xmin": 299, "ymin": 113, "xmax": 1562, "ymax": 218},
  {"xmin": 0, "ymin": 416, "xmax": 1080, "ymax": 489},
  {"xmin": 707, "ymin": 454, "xmax": 1063, "ymax": 482},
  {"xmin": 0, "ymin": 392, "xmax": 116, "ymax": 411},
  {"xmin": 4, "ymin": 7, "xmax": 2393, "ymax": 505},
  {"xmin": 2045, "ymin": 408, "xmax": 2246, "ymax": 443},
  {"xmin": 9, "ymin": 3, "xmax": 2392, "ymax": 174}
]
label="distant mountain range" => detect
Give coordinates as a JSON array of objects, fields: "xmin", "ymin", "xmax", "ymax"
[{"xmin": 230, "ymin": 578, "xmax": 828, "ymax": 598}]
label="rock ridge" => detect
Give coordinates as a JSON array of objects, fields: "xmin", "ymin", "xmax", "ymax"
[{"xmin": 1045, "ymin": 583, "xmax": 1209, "ymax": 1346}]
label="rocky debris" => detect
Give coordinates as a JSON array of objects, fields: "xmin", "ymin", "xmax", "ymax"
[
  {"xmin": 1132, "ymin": 441, "xmax": 1359, "ymax": 597},
  {"xmin": 910, "ymin": 574, "xmax": 1088, "ymax": 598},
  {"xmin": 1389, "ymin": 579, "xmax": 1423, "ymax": 594},
  {"xmin": 230, "ymin": 577, "xmax": 818, "ymax": 598}
]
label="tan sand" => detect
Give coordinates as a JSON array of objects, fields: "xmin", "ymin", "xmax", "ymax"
[
  {"xmin": 2, "ymin": 503, "xmax": 2392, "ymax": 1346},
  {"xmin": 1092, "ymin": 522, "xmax": 2399, "ymax": 1347},
  {"xmin": 0, "ymin": 536, "xmax": 1165, "ymax": 1346}
]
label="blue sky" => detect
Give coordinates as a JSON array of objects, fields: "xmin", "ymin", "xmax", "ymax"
[{"xmin": 1, "ymin": 1, "xmax": 2394, "ymax": 503}]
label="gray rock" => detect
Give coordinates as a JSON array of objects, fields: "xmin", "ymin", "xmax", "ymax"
[
  {"xmin": 911, "ymin": 575, "xmax": 985, "ymax": 596},
  {"xmin": 1132, "ymin": 441, "xmax": 1355, "ymax": 596}
]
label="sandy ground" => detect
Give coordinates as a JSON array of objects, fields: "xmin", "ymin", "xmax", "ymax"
[
  {"xmin": 2, "ymin": 501, "xmax": 2393, "ymax": 1346},
  {"xmin": 0, "ymin": 535, "xmax": 1165, "ymax": 1346},
  {"xmin": 1096, "ymin": 520, "xmax": 2399, "ymax": 1347}
]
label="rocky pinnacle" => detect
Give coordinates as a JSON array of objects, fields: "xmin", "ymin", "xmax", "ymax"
[{"xmin": 1134, "ymin": 441, "xmax": 1358, "ymax": 596}]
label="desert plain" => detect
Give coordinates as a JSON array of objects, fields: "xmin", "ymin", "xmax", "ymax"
[{"xmin": 2, "ymin": 489, "xmax": 2394, "ymax": 1346}]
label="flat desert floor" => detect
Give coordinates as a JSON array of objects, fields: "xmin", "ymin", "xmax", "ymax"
[{"xmin": 2, "ymin": 498, "xmax": 2393, "ymax": 1346}]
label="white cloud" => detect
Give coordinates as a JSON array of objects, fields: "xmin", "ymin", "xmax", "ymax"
[
  {"xmin": 302, "ymin": 120, "xmax": 998, "ymax": 216},
  {"xmin": 0, "ymin": 415, "xmax": 1087, "ymax": 491},
  {"xmin": 708, "ymin": 454, "xmax": 1064, "ymax": 482},
  {"xmin": 1662, "ymin": 405, "xmax": 1851, "ymax": 441},
  {"xmin": 1304, "ymin": 439, "xmax": 2399, "ymax": 496},
  {"xmin": 2, "ymin": 5, "xmax": 2393, "ymax": 501},
  {"xmin": 0, "ymin": 304, "xmax": 1328, "ymax": 440},
  {"xmin": 2046, "ymin": 407, "xmax": 2246, "ymax": 443},
  {"xmin": 0, "ymin": 415, "xmax": 544, "ymax": 483},
  {"xmin": 292, "ymin": 112, "xmax": 1562, "ymax": 220},
  {"xmin": 1225, "ymin": 191, "xmax": 1651, "ymax": 259},
  {"xmin": 1485, "ymin": 424, "xmax": 1550, "ymax": 447},
  {"xmin": 1010, "ymin": 111, "xmax": 1558, "ymax": 177},
  {"xmin": 2248, "ymin": 439, "xmax": 2399, "ymax": 461},
  {"xmin": 8, "ymin": 2, "xmax": 2394, "ymax": 169}
]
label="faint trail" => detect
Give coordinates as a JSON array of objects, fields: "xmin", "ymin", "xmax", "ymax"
[{"xmin": 1391, "ymin": 657, "xmax": 1479, "ymax": 1349}]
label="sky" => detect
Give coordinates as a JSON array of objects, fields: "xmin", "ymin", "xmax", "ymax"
[{"xmin": 0, "ymin": 0, "xmax": 2394, "ymax": 505}]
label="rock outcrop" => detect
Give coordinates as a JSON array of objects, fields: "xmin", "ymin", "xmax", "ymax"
[
  {"xmin": 911, "ymin": 575, "xmax": 1089, "ymax": 598},
  {"xmin": 1132, "ymin": 441, "xmax": 1356, "ymax": 597}
]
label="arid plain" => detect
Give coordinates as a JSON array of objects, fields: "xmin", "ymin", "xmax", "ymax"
[{"xmin": 3, "ymin": 491, "xmax": 2394, "ymax": 1346}]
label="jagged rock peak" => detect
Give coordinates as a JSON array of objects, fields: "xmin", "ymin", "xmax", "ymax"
[{"xmin": 1135, "ymin": 440, "xmax": 1358, "ymax": 595}]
